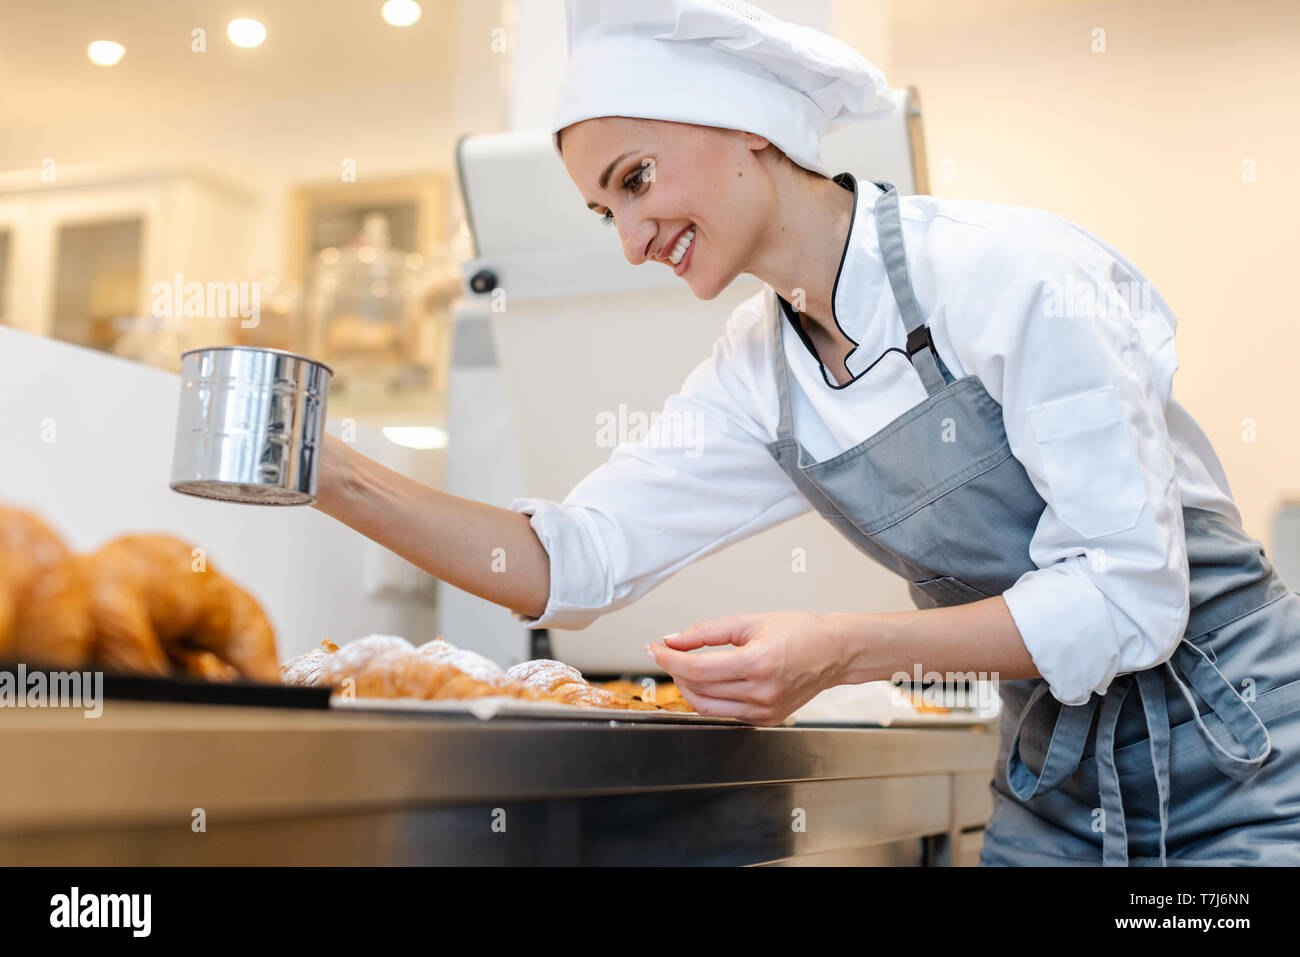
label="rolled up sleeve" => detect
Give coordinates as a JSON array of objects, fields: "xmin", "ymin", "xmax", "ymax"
[{"xmin": 950, "ymin": 211, "xmax": 1190, "ymax": 705}]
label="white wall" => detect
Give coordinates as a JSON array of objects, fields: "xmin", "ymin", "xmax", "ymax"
[
  {"xmin": 841, "ymin": 0, "xmax": 1300, "ymax": 552},
  {"xmin": 0, "ymin": 325, "xmax": 443, "ymax": 660}
]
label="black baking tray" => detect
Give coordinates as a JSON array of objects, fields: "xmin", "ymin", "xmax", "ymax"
[{"xmin": 0, "ymin": 661, "xmax": 331, "ymax": 710}]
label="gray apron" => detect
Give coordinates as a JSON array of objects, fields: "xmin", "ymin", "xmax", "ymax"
[{"xmin": 765, "ymin": 180, "xmax": 1300, "ymax": 865}]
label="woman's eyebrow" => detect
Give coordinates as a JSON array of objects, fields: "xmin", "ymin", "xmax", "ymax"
[{"xmin": 585, "ymin": 150, "xmax": 636, "ymax": 209}]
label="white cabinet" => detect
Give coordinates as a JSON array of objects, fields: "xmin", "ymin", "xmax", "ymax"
[{"xmin": 0, "ymin": 165, "xmax": 260, "ymax": 365}]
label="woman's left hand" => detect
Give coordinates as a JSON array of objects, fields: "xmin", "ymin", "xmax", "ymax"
[{"xmin": 645, "ymin": 611, "xmax": 845, "ymax": 726}]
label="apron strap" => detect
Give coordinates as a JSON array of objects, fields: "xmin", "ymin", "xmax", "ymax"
[
  {"xmin": 769, "ymin": 289, "xmax": 796, "ymax": 442},
  {"xmin": 1094, "ymin": 675, "xmax": 1133, "ymax": 865},
  {"xmin": 1135, "ymin": 668, "xmax": 1172, "ymax": 867},
  {"xmin": 1005, "ymin": 681, "xmax": 1097, "ymax": 799},
  {"xmin": 1011, "ymin": 638, "xmax": 1270, "ymax": 867},
  {"xmin": 1167, "ymin": 638, "xmax": 1272, "ymax": 779},
  {"xmin": 1094, "ymin": 672, "xmax": 1177, "ymax": 866},
  {"xmin": 871, "ymin": 181, "xmax": 947, "ymax": 396}
]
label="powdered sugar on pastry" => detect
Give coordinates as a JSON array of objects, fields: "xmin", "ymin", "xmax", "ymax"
[
  {"xmin": 549, "ymin": 681, "xmax": 628, "ymax": 708},
  {"xmin": 415, "ymin": 637, "xmax": 507, "ymax": 685},
  {"xmin": 353, "ymin": 645, "xmax": 539, "ymax": 701},
  {"xmin": 505, "ymin": 658, "xmax": 584, "ymax": 692},
  {"xmin": 279, "ymin": 648, "xmax": 332, "ymax": 686},
  {"xmin": 316, "ymin": 634, "xmax": 413, "ymax": 687}
]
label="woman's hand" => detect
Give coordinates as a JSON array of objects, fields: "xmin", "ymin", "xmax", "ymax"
[{"xmin": 645, "ymin": 611, "xmax": 846, "ymax": 726}]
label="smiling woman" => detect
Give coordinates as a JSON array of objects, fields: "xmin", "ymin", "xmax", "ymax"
[
  {"xmin": 308, "ymin": 0, "xmax": 1300, "ymax": 870},
  {"xmin": 555, "ymin": 115, "xmax": 854, "ymax": 315}
]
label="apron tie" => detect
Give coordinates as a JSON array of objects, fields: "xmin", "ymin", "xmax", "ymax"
[
  {"xmin": 1094, "ymin": 675, "xmax": 1132, "ymax": 865},
  {"xmin": 1005, "ymin": 683, "xmax": 1096, "ymax": 798},
  {"xmin": 1135, "ymin": 669, "xmax": 1172, "ymax": 867},
  {"xmin": 1165, "ymin": 638, "xmax": 1272, "ymax": 779},
  {"xmin": 1006, "ymin": 637, "xmax": 1272, "ymax": 866}
]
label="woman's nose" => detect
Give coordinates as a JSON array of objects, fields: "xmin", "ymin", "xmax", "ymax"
[{"xmin": 619, "ymin": 223, "xmax": 655, "ymax": 266}]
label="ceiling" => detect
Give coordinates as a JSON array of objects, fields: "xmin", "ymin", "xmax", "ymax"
[{"xmin": 0, "ymin": 0, "xmax": 462, "ymax": 128}]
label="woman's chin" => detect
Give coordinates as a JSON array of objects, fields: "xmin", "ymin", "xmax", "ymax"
[{"xmin": 686, "ymin": 267, "xmax": 733, "ymax": 301}]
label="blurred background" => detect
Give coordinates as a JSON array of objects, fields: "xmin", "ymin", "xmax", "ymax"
[{"xmin": 0, "ymin": 0, "xmax": 1296, "ymax": 664}]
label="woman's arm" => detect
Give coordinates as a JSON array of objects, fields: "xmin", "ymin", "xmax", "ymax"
[
  {"xmin": 829, "ymin": 598, "xmax": 1040, "ymax": 684},
  {"xmin": 647, "ymin": 598, "xmax": 1041, "ymax": 725},
  {"xmin": 310, "ymin": 296, "xmax": 808, "ymax": 633},
  {"xmin": 312, "ymin": 433, "xmax": 551, "ymax": 619}
]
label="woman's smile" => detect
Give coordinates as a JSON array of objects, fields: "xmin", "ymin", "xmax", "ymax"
[{"xmin": 672, "ymin": 225, "xmax": 697, "ymax": 276}]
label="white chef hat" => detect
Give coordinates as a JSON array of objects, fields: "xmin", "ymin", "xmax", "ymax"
[{"xmin": 551, "ymin": 0, "xmax": 894, "ymax": 178}]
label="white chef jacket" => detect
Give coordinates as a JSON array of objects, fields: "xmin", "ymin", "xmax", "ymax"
[{"xmin": 511, "ymin": 176, "xmax": 1241, "ymax": 706}]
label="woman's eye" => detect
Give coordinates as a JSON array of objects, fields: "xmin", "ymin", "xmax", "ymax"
[
  {"xmin": 624, "ymin": 164, "xmax": 649, "ymax": 194},
  {"xmin": 597, "ymin": 161, "xmax": 652, "ymax": 226}
]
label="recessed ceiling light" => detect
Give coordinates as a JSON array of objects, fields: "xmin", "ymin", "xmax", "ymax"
[
  {"xmin": 87, "ymin": 41, "xmax": 125, "ymax": 66},
  {"xmin": 382, "ymin": 0, "xmax": 422, "ymax": 28},
  {"xmin": 227, "ymin": 18, "xmax": 267, "ymax": 48}
]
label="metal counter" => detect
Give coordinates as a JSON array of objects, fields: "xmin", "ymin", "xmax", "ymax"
[{"xmin": 0, "ymin": 702, "xmax": 999, "ymax": 865}]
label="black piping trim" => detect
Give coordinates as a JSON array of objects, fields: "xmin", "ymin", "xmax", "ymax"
[
  {"xmin": 777, "ymin": 294, "xmax": 911, "ymax": 391},
  {"xmin": 777, "ymin": 175, "xmax": 892, "ymax": 392},
  {"xmin": 826, "ymin": 170, "xmax": 861, "ymax": 357}
]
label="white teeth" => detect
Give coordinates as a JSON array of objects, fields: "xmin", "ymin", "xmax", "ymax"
[{"xmin": 668, "ymin": 226, "xmax": 696, "ymax": 265}]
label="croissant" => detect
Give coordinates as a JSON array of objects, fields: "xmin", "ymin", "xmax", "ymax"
[
  {"xmin": 280, "ymin": 639, "xmax": 339, "ymax": 687},
  {"xmin": 595, "ymin": 677, "xmax": 695, "ymax": 712},
  {"xmin": 313, "ymin": 634, "xmax": 413, "ymax": 688},
  {"xmin": 505, "ymin": 658, "xmax": 661, "ymax": 710},
  {"xmin": 171, "ymin": 648, "xmax": 241, "ymax": 682},
  {"xmin": 354, "ymin": 648, "xmax": 543, "ymax": 701},
  {"xmin": 415, "ymin": 637, "xmax": 510, "ymax": 685},
  {"xmin": 80, "ymin": 534, "xmax": 279, "ymax": 682},
  {"xmin": 5, "ymin": 553, "xmax": 97, "ymax": 669},
  {"xmin": 287, "ymin": 637, "xmax": 682, "ymax": 712},
  {"xmin": 597, "ymin": 679, "xmax": 646, "ymax": 699},
  {"xmin": 0, "ymin": 506, "xmax": 95, "ymax": 667},
  {"xmin": 504, "ymin": 658, "xmax": 584, "ymax": 692},
  {"xmin": 648, "ymin": 683, "xmax": 696, "ymax": 713}
]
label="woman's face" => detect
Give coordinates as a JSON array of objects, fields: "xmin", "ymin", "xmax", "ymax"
[{"xmin": 559, "ymin": 117, "xmax": 774, "ymax": 300}]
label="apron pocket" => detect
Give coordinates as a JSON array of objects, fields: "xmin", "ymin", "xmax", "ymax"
[{"xmin": 1026, "ymin": 384, "xmax": 1145, "ymax": 540}]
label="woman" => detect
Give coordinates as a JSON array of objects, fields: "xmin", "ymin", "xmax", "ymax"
[{"xmin": 313, "ymin": 0, "xmax": 1300, "ymax": 865}]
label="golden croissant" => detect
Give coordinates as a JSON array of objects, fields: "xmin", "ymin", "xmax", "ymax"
[
  {"xmin": 0, "ymin": 504, "xmax": 279, "ymax": 682},
  {"xmin": 283, "ymin": 637, "xmax": 687, "ymax": 712},
  {"xmin": 0, "ymin": 506, "xmax": 95, "ymax": 668},
  {"xmin": 81, "ymin": 534, "xmax": 279, "ymax": 682}
]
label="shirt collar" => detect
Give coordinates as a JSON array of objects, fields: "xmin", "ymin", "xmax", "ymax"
[{"xmin": 776, "ymin": 172, "xmax": 890, "ymax": 389}]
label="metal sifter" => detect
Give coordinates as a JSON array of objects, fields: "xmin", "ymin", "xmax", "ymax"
[{"xmin": 169, "ymin": 346, "xmax": 332, "ymax": 506}]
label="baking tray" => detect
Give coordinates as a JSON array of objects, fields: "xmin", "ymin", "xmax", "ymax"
[
  {"xmin": 331, "ymin": 694, "xmax": 754, "ymax": 724},
  {"xmin": 330, "ymin": 695, "xmax": 1001, "ymax": 727},
  {"xmin": 0, "ymin": 661, "xmax": 331, "ymax": 710},
  {"xmin": 793, "ymin": 712, "xmax": 999, "ymax": 728}
]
